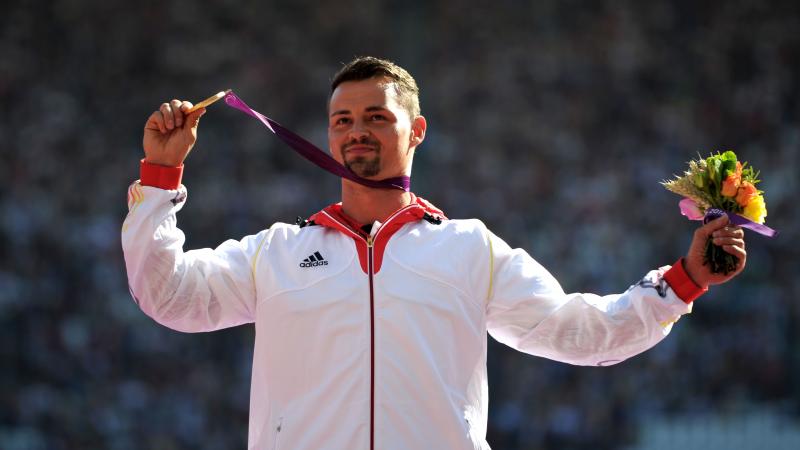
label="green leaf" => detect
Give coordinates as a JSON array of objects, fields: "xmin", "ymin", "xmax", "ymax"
[
  {"xmin": 721, "ymin": 150, "xmax": 738, "ymax": 162},
  {"xmin": 721, "ymin": 159, "xmax": 737, "ymax": 179},
  {"xmin": 707, "ymin": 156, "xmax": 722, "ymax": 184}
]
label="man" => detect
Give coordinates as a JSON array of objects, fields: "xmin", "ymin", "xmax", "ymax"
[{"xmin": 122, "ymin": 57, "xmax": 746, "ymax": 449}]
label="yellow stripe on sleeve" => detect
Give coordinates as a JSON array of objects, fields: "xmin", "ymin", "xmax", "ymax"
[
  {"xmin": 250, "ymin": 233, "xmax": 270, "ymax": 283},
  {"xmin": 486, "ymin": 231, "xmax": 494, "ymax": 302}
]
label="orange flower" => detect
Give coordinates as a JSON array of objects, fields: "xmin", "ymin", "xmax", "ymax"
[
  {"xmin": 735, "ymin": 181, "xmax": 758, "ymax": 207},
  {"xmin": 721, "ymin": 161, "xmax": 742, "ymax": 197}
]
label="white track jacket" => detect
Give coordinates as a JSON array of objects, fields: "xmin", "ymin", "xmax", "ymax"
[{"xmin": 122, "ymin": 177, "xmax": 698, "ymax": 450}]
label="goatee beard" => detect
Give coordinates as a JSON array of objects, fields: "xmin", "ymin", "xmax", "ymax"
[
  {"xmin": 342, "ymin": 139, "xmax": 381, "ymax": 177},
  {"xmin": 345, "ymin": 157, "xmax": 381, "ymax": 177}
]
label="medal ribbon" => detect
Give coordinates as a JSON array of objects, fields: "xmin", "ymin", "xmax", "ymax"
[{"xmin": 223, "ymin": 90, "xmax": 410, "ymax": 191}]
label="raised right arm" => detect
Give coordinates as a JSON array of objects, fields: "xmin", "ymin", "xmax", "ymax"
[
  {"xmin": 122, "ymin": 178, "xmax": 264, "ymax": 332},
  {"xmin": 121, "ymin": 99, "xmax": 263, "ymax": 332}
]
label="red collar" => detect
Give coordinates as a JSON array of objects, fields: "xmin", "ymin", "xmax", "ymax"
[
  {"xmin": 309, "ymin": 193, "xmax": 446, "ymax": 235},
  {"xmin": 307, "ymin": 194, "xmax": 447, "ymax": 274}
]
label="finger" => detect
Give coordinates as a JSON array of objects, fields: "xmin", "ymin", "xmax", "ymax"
[
  {"xmin": 713, "ymin": 236, "xmax": 745, "ymax": 248},
  {"xmin": 179, "ymin": 101, "xmax": 194, "ymax": 113},
  {"xmin": 735, "ymin": 250, "xmax": 747, "ymax": 271},
  {"xmin": 722, "ymin": 244, "xmax": 746, "ymax": 260},
  {"xmin": 184, "ymin": 107, "xmax": 206, "ymax": 130},
  {"xmin": 713, "ymin": 226, "xmax": 744, "ymax": 239},
  {"xmin": 160, "ymin": 103, "xmax": 175, "ymax": 130},
  {"xmin": 170, "ymin": 99, "xmax": 184, "ymax": 127},
  {"xmin": 145, "ymin": 110, "xmax": 167, "ymax": 134},
  {"xmin": 704, "ymin": 214, "xmax": 730, "ymax": 231},
  {"xmin": 696, "ymin": 214, "xmax": 729, "ymax": 239}
]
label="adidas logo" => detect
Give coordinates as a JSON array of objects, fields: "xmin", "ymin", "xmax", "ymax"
[{"xmin": 299, "ymin": 251, "xmax": 328, "ymax": 268}]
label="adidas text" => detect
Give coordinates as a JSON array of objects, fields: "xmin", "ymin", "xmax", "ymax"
[
  {"xmin": 300, "ymin": 251, "xmax": 328, "ymax": 268},
  {"xmin": 299, "ymin": 260, "xmax": 329, "ymax": 268}
]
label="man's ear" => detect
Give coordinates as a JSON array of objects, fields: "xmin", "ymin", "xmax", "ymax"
[{"xmin": 409, "ymin": 115, "xmax": 427, "ymax": 149}]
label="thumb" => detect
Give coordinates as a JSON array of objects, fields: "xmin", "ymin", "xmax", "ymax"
[
  {"xmin": 696, "ymin": 214, "xmax": 729, "ymax": 238},
  {"xmin": 185, "ymin": 108, "xmax": 206, "ymax": 130}
]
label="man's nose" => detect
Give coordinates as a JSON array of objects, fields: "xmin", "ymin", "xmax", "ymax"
[{"xmin": 347, "ymin": 121, "xmax": 369, "ymax": 140}]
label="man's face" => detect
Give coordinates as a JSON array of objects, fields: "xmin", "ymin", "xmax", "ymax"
[{"xmin": 328, "ymin": 77, "xmax": 424, "ymax": 179}]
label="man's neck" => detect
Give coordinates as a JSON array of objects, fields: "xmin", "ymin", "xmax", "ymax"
[{"xmin": 340, "ymin": 179, "xmax": 412, "ymax": 225}]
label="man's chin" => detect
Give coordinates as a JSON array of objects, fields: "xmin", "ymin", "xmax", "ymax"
[
  {"xmin": 345, "ymin": 160, "xmax": 381, "ymax": 178},
  {"xmin": 350, "ymin": 169, "xmax": 382, "ymax": 179}
]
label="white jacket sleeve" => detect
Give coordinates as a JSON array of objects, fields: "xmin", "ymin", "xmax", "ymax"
[
  {"xmin": 121, "ymin": 182, "xmax": 263, "ymax": 333},
  {"xmin": 484, "ymin": 229, "xmax": 692, "ymax": 366}
]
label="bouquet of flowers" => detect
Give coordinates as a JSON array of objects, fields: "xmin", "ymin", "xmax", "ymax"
[{"xmin": 662, "ymin": 151, "xmax": 776, "ymax": 274}]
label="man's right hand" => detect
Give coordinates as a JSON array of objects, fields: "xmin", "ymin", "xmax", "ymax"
[{"xmin": 143, "ymin": 99, "xmax": 206, "ymax": 167}]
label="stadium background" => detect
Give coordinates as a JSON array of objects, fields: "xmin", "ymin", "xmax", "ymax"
[{"xmin": 2, "ymin": 0, "xmax": 799, "ymax": 448}]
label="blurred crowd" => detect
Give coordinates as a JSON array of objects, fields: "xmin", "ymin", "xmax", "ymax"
[{"xmin": 1, "ymin": 0, "xmax": 799, "ymax": 448}]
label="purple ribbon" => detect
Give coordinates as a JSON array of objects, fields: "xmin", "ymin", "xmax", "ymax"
[
  {"xmin": 223, "ymin": 91, "xmax": 410, "ymax": 191},
  {"xmin": 679, "ymin": 198, "xmax": 778, "ymax": 237}
]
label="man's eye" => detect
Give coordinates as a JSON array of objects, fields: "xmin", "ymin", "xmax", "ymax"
[
  {"xmin": 334, "ymin": 117, "xmax": 350, "ymax": 125},
  {"xmin": 371, "ymin": 114, "xmax": 386, "ymax": 121}
]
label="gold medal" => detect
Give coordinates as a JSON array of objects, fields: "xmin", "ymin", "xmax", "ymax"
[{"xmin": 186, "ymin": 89, "xmax": 231, "ymax": 113}]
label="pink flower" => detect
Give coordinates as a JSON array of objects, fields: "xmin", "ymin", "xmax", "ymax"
[{"xmin": 679, "ymin": 198, "xmax": 704, "ymax": 221}]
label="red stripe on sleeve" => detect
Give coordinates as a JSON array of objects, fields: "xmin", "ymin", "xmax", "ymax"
[
  {"xmin": 140, "ymin": 159, "xmax": 184, "ymax": 190},
  {"xmin": 663, "ymin": 257, "xmax": 708, "ymax": 304}
]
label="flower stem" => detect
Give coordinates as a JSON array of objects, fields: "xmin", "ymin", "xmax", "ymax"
[{"xmin": 703, "ymin": 237, "xmax": 738, "ymax": 275}]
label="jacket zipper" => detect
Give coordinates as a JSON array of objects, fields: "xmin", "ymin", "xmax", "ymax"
[
  {"xmin": 366, "ymin": 234, "xmax": 375, "ymax": 450},
  {"xmin": 273, "ymin": 416, "xmax": 283, "ymax": 450},
  {"xmin": 316, "ymin": 208, "xmax": 419, "ymax": 450}
]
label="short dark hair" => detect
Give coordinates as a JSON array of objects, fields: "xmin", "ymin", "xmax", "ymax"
[{"xmin": 330, "ymin": 56, "xmax": 421, "ymax": 118}]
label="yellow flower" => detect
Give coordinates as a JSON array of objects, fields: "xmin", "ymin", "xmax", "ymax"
[{"xmin": 742, "ymin": 194, "xmax": 767, "ymax": 224}]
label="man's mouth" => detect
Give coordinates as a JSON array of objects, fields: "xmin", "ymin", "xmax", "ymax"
[{"xmin": 344, "ymin": 145, "xmax": 378, "ymax": 156}]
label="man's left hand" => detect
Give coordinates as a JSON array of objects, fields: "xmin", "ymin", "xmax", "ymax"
[{"xmin": 683, "ymin": 215, "xmax": 747, "ymax": 288}]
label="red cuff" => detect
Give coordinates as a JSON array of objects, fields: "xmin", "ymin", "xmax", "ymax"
[
  {"xmin": 663, "ymin": 257, "xmax": 708, "ymax": 304},
  {"xmin": 140, "ymin": 159, "xmax": 184, "ymax": 190}
]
